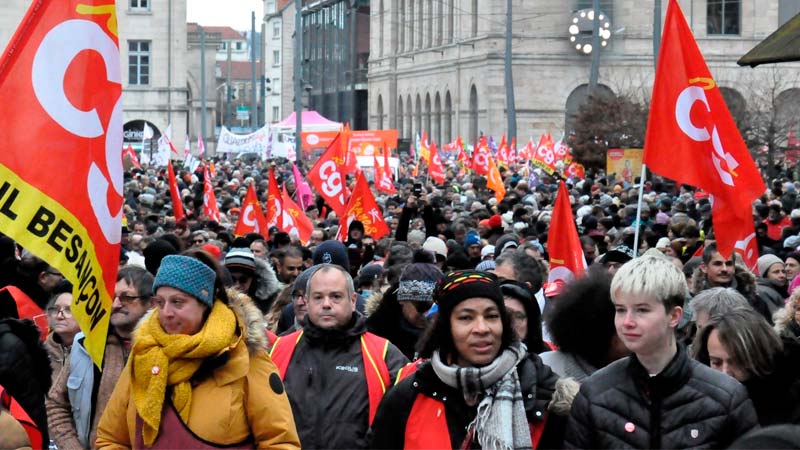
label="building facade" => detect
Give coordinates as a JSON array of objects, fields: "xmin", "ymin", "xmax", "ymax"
[
  {"xmin": 369, "ymin": 0, "xmax": 800, "ymax": 147},
  {"xmin": 265, "ymin": 0, "xmax": 290, "ymax": 123}
]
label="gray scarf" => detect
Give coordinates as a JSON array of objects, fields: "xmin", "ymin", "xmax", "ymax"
[{"xmin": 431, "ymin": 342, "xmax": 532, "ymax": 450}]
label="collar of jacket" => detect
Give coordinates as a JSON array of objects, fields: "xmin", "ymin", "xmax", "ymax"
[
  {"xmin": 303, "ymin": 312, "xmax": 366, "ymax": 347},
  {"xmin": 627, "ymin": 343, "xmax": 692, "ymax": 400}
]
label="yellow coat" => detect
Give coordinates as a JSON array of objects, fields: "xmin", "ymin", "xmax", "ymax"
[{"xmin": 95, "ymin": 292, "xmax": 300, "ymax": 450}]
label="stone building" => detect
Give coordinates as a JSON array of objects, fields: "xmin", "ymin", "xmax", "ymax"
[{"xmin": 368, "ymin": 0, "xmax": 800, "ymax": 147}]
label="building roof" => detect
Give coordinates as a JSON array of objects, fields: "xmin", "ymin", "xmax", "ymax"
[
  {"xmin": 738, "ymin": 12, "xmax": 800, "ymax": 67},
  {"xmin": 217, "ymin": 61, "xmax": 262, "ymax": 80},
  {"xmin": 187, "ymin": 23, "xmax": 245, "ymax": 41}
]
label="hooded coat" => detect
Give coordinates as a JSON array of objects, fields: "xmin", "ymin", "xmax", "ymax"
[
  {"xmin": 250, "ymin": 257, "xmax": 284, "ymax": 315},
  {"xmin": 691, "ymin": 264, "xmax": 772, "ymax": 322},
  {"xmin": 95, "ymin": 290, "xmax": 300, "ymax": 449}
]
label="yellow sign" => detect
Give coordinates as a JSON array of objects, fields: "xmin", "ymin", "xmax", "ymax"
[{"xmin": 607, "ymin": 148, "xmax": 644, "ymax": 184}]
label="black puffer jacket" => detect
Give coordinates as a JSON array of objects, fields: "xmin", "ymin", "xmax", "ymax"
[
  {"xmin": 564, "ymin": 345, "xmax": 758, "ymax": 449},
  {"xmin": 283, "ymin": 313, "xmax": 408, "ymax": 449},
  {"xmin": 369, "ymin": 354, "xmax": 567, "ymax": 449}
]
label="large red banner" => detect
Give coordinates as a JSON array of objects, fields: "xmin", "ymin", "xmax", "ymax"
[
  {"xmin": 301, "ymin": 130, "xmax": 398, "ymax": 155},
  {"xmin": 0, "ymin": 0, "xmax": 123, "ymax": 365}
]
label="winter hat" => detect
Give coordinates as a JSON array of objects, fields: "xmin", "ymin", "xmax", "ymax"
[
  {"xmin": 313, "ymin": 240, "xmax": 350, "ymax": 269},
  {"xmin": 475, "ymin": 260, "xmax": 496, "ymax": 272},
  {"xmin": 494, "ymin": 234, "xmax": 520, "ymax": 258},
  {"xmin": 143, "ymin": 238, "xmax": 178, "ymax": 276},
  {"xmin": 153, "ymin": 255, "xmax": 216, "ymax": 306},
  {"xmin": 655, "ymin": 237, "xmax": 671, "ymax": 250},
  {"xmin": 224, "ymin": 248, "xmax": 256, "ymax": 272},
  {"xmin": 784, "ymin": 235, "xmax": 800, "ymax": 250},
  {"xmin": 357, "ymin": 263, "xmax": 384, "ymax": 287},
  {"xmin": 481, "ymin": 245, "xmax": 496, "ymax": 260},
  {"xmin": 398, "ymin": 263, "xmax": 444, "ymax": 302},
  {"xmin": 202, "ymin": 243, "xmax": 222, "ymax": 260},
  {"xmin": 465, "ymin": 231, "xmax": 481, "ymax": 247},
  {"xmin": 487, "ymin": 214, "xmax": 503, "ymax": 230},
  {"xmin": 294, "ymin": 266, "xmax": 319, "ymax": 294},
  {"xmin": 423, "ymin": 236, "xmax": 448, "ymax": 259},
  {"xmin": 600, "ymin": 245, "xmax": 634, "ymax": 265},
  {"xmin": 655, "ymin": 212, "xmax": 671, "ymax": 224},
  {"xmin": 433, "ymin": 270, "xmax": 504, "ymax": 319},
  {"xmin": 757, "ymin": 254, "xmax": 784, "ymax": 278}
]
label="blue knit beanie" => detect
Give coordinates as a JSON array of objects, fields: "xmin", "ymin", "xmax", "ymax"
[
  {"xmin": 153, "ymin": 255, "xmax": 216, "ymax": 306},
  {"xmin": 465, "ymin": 231, "xmax": 481, "ymax": 247}
]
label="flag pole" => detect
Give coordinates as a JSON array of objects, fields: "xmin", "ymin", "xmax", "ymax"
[{"xmin": 632, "ymin": 163, "xmax": 648, "ymax": 257}]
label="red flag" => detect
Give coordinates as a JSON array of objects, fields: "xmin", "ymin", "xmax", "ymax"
[
  {"xmin": 471, "ymin": 136, "xmax": 491, "ymax": 175},
  {"xmin": 307, "ymin": 135, "xmax": 348, "ymax": 216},
  {"xmin": 518, "ymin": 137, "xmax": 535, "ymax": 163},
  {"xmin": 419, "ymin": 131, "xmax": 431, "ymax": 164},
  {"xmin": 202, "ymin": 166, "xmax": 220, "ymax": 222},
  {"xmin": 374, "ymin": 153, "xmax": 396, "ymax": 194},
  {"xmin": 496, "ymin": 134, "xmax": 511, "ymax": 168},
  {"xmin": 564, "ymin": 159, "xmax": 586, "ymax": 180},
  {"xmin": 281, "ymin": 184, "xmax": 313, "ymax": 244},
  {"xmin": 382, "ymin": 140, "xmax": 394, "ymax": 184},
  {"xmin": 553, "ymin": 138, "xmax": 570, "ymax": 163},
  {"xmin": 167, "ymin": 161, "xmax": 185, "ymax": 220},
  {"xmin": 234, "ymin": 183, "xmax": 268, "ymax": 238},
  {"xmin": 341, "ymin": 123, "xmax": 358, "ymax": 175},
  {"xmin": 266, "ymin": 168, "xmax": 283, "ymax": 230},
  {"xmin": 428, "ymin": 142, "xmax": 446, "ymax": 184},
  {"xmin": 532, "ymin": 133, "xmax": 557, "ymax": 175},
  {"xmin": 486, "ymin": 157, "xmax": 506, "ymax": 202},
  {"xmin": 547, "ymin": 181, "xmax": 587, "ymax": 286},
  {"xmin": 122, "ymin": 144, "xmax": 141, "ymax": 169},
  {"xmin": 510, "ymin": 137, "xmax": 517, "ymax": 164},
  {"xmin": 733, "ymin": 221, "xmax": 759, "ymax": 273},
  {"xmin": 643, "ymin": 0, "xmax": 765, "ymax": 258},
  {"xmin": 0, "ymin": 0, "xmax": 125, "ymax": 364},
  {"xmin": 337, "ymin": 172, "xmax": 390, "ymax": 241}
]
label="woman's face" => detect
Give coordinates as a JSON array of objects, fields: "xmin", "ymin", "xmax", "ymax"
[
  {"xmin": 785, "ymin": 257, "xmax": 800, "ymax": 283},
  {"xmin": 614, "ymin": 291, "xmax": 681, "ymax": 358},
  {"xmin": 503, "ymin": 297, "xmax": 527, "ymax": 341},
  {"xmin": 450, "ymin": 298, "xmax": 503, "ymax": 367},
  {"xmin": 765, "ymin": 262, "xmax": 787, "ymax": 286},
  {"xmin": 48, "ymin": 293, "xmax": 80, "ymax": 341},
  {"xmin": 155, "ymin": 286, "xmax": 208, "ymax": 335},
  {"xmin": 706, "ymin": 329, "xmax": 749, "ymax": 382}
]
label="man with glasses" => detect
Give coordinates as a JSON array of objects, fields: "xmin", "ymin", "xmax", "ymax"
[
  {"xmin": 224, "ymin": 247, "xmax": 283, "ymax": 315},
  {"xmin": 190, "ymin": 230, "xmax": 209, "ymax": 247},
  {"xmin": 0, "ymin": 253, "xmax": 64, "ymax": 335},
  {"xmin": 47, "ymin": 266, "xmax": 154, "ymax": 450},
  {"xmin": 270, "ymin": 264, "xmax": 407, "ymax": 449}
]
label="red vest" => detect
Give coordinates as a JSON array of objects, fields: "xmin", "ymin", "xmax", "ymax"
[
  {"xmin": 1, "ymin": 286, "xmax": 48, "ymax": 340},
  {"xmin": 394, "ymin": 359, "xmax": 425, "ymax": 385},
  {"xmin": 269, "ymin": 330, "xmax": 391, "ymax": 425},
  {"xmin": 403, "ymin": 394, "xmax": 548, "ymax": 449},
  {"xmin": 0, "ymin": 384, "xmax": 44, "ymax": 450}
]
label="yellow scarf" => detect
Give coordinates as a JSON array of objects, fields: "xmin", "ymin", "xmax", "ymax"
[{"xmin": 131, "ymin": 300, "xmax": 237, "ymax": 446}]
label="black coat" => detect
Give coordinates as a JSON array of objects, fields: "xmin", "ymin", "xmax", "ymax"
[
  {"xmin": 369, "ymin": 354, "xmax": 567, "ymax": 449},
  {"xmin": 366, "ymin": 285, "xmax": 424, "ymax": 360},
  {"xmin": 283, "ymin": 314, "xmax": 408, "ymax": 449},
  {"xmin": 0, "ymin": 319, "xmax": 52, "ymax": 442},
  {"xmin": 564, "ymin": 345, "xmax": 758, "ymax": 449}
]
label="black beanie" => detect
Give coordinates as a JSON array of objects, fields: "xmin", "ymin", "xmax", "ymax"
[
  {"xmin": 143, "ymin": 238, "xmax": 178, "ymax": 276},
  {"xmin": 313, "ymin": 240, "xmax": 350, "ymax": 270},
  {"xmin": 433, "ymin": 270, "xmax": 504, "ymax": 319},
  {"xmin": 398, "ymin": 263, "xmax": 443, "ymax": 302}
]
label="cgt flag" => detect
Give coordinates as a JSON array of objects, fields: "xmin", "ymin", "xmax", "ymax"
[
  {"xmin": 547, "ymin": 181, "xmax": 587, "ymax": 289},
  {"xmin": 234, "ymin": 183, "xmax": 268, "ymax": 238},
  {"xmin": 486, "ymin": 157, "xmax": 506, "ymax": 203},
  {"xmin": 281, "ymin": 184, "xmax": 313, "ymax": 244},
  {"xmin": 266, "ymin": 167, "xmax": 283, "ymax": 230},
  {"xmin": 308, "ymin": 134, "xmax": 348, "ymax": 216},
  {"xmin": 643, "ymin": 0, "xmax": 765, "ymax": 259},
  {"xmin": 166, "ymin": 161, "xmax": 184, "ymax": 221},
  {"xmin": 202, "ymin": 165, "xmax": 220, "ymax": 222},
  {"xmin": 428, "ymin": 142, "xmax": 446, "ymax": 185},
  {"xmin": 0, "ymin": 0, "xmax": 124, "ymax": 366},
  {"xmin": 337, "ymin": 172, "xmax": 390, "ymax": 241}
]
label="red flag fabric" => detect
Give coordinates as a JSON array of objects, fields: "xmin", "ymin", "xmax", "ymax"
[
  {"xmin": 733, "ymin": 221, "xmax": 759, "ymax": 273},
  {"xmin": 564, "ymin": 158, "xmax": 586, "ymax": 180},
  {"xmin": 234, "ymin": 183, "xmax": 268, "ymax": 238},
  {"xmin": 373, "ymin": 153, "xmax": 396, "ymax": 194},
  {"xmin": 486, "ymin": 158, "xmax": 506, "ymax": 202},
  {"xmin": 307, "ymin": 135, "xmax": 348, "ymax": 216},
  {"xmin": 532, "ymin": 133, "xmax": 557, "ymax": 175},
  {"xmin": 281, "ymin": 184, "xmax": 313, "ymax": 244},
  {"xmin": 643, "ymin": 0, "xmax": 765, "ymax": 258},
  {"xmin": 337, "ymin": 172, "xmax": 390, "ymax": 241},
  {"xmin": 419, "ymin": 131, "xmax": 431, "ymax": 164},
  {"xmin": 471, "ymin": 137, "xmax": 491, "ymax": 175},
  {"xmin": 0, "ymin": 0, "xmax": 125, "ymax": 365},
  {"xmin": 496, "ymin": 134, "xmax": 511, "ymax": 168},
  {"xmin": 266, "ymin": 168, "xmax": 283, "ymax": 230},
  {"xmin": 510, "ymin": 137, "xmax": 517, "ymax": 164},
  {"xmin": 428, "ymin": 142, "xmax": 446, "ymax": 185},
  {"xmin": 341, "ymin": 124, "xmax": 358, "ymax": 175},
  {"xmin": 122, "ymin": 144, "xmax": 141, "ymax": 169},
  {"xmin": 553, "ymin": 138, "xmax": 570, "ymax": 163},
  {"xmin": 202, "ymin": 166, "xmax": 220, "ymax": 222},
  {"xmin": 547, "ymin": 181, "xmax": 587, "ymax": 287},
  {"xmin": 167, "ymin": 161, "xmax": 185, "ymax": 220}
]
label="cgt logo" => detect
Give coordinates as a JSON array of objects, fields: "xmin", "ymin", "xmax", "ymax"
[{"xmin": 674, "ymin": 77, "xmax": 739, "ymax": 187}]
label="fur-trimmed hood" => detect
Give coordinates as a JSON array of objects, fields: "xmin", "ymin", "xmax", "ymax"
[
  {"xmin": 253, "ymin": 257, "xmax": 283, "ymax": 305},
  {"xmin": 690, "ymin": 263, "xmax": 757, "ymax": 300},
  {"xmin": 364, "ymin": 288, "xmax": 386, "ymax": 317}
]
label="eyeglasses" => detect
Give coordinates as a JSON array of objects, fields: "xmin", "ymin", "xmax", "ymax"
[
  {"xmin": 193, "ymin": 239, "xmax": 207, "ymax": 245},
  {"xmin": 231, "ymin": 273, "xmax": 252, "ymax": 284},
  {"xmin": 115, "ymin": 293, "xmax": 149, "ymax": 305},
  {"xmin": 46, "ymin": 307, "xmax": 72, "ymax": 317}
]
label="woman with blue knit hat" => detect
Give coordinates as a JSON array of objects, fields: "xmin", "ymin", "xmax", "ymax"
[
  {"xmin": 370, "ymin": 270, "xmax": 569, "ymax": 449},
  {"xmin": 96, "ymin": 251, "xmax": 300, "ymax": 449}
]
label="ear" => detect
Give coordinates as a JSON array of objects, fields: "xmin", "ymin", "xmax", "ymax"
[
  {"xmin": 668, "ymin": 306, "xmax": 683, "ymax": 329},
  {"xmin": 700, "ymin": 263, "xmax": 708, "ymax": 274}
]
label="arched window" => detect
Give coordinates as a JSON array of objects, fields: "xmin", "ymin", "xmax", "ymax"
[
  {"xmin": 719, "ymin": 86, "xmax": 747, "ymax": 132},
  {"xmin": 469, "ymin": 85, "xmax": 478, "ymax": 142},
  {"xmin": 407, "ymin": 95, "xmax": 413, "ymax": 138},
  {"xmin": 397, "ymin": 96, "xmax": 404, "ymax": 139},
  {"xmin": 377, "ymin": 95, "xmax": 384, "ymax": 130},
  {"xmin": 415, "ymin": 94, "xmax": 423, "ymax": 138},
  {"xmin": 445, "ymin": 91, "xmax": 453, "ymax": 143},
  {"xmin": 425, "ymin": 93, "xmax": 432, "ymax": 138},
  {"xmin": 434, "ymin": 93, "xmax": 442, "ymax": 145},
  {"xmin": 471, "ymin": 0, "xmax": 478, "ymax": 37},
  {"xmin": 564, "ymin": 83, "xmax": 614, "ymax": 136}
]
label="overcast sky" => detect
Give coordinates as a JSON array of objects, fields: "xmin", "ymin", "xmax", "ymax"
[{"xmin": 187, "ymin": 0, "xmax": 264, "ymax": 31}]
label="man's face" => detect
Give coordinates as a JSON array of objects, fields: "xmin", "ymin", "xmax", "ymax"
[
  {"xmin": 111, "ymin": 279, "xmax": 151, "ymax": 332},
  {"xmin": 250, "ymin": 241, "xmax": 268, "ymax": 259},
  {"xmin": 389, "ymin": 218, "xmax": 399, "ymax": 230},
  {"xmin": 582, "ymin": 242, "xmax": 597, "ymax": 262},
  {"xmin": 349, "ymin": 228, "xmax": 363, "ymax": 241},
  {"xmin": 309, "ymin": 230, "xmax": 324, "ymax": 246},
  {"xmin": 492, "ymin": 261, "xmax": 516, "ymax": 281},
  {"xmin": 701, "ymin": 252, "xmax": 735, "ymax": 286},
  {"xmin": 468, "ymin": 244, "xmax": 482, "ymax": 259},
  {"xmin": 133, "ymin": 223, "xmax": 146, "ymax": 234},
  {"xmin": 769, "ymin": 209, "xmax": 782, "ymax": 222},
  {"xmin": 278, "ymin": 256, "xmax": 304, "ymax": 283},
  {"xmin": 306, "ymin": 268, "xmax": 356, "ymax": 330}
]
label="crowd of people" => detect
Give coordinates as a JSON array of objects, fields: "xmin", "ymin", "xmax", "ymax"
[{"xmin": 2, "ymin": 154, "xmax": 800, "ymax": 448}]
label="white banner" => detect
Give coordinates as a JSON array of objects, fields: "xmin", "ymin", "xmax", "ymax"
[{"xmin": 217, "ymin": 126, "xmax": 270, "ymax": 155}]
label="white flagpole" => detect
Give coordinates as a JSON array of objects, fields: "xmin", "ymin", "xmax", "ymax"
[{"xmin": 632, "ymin": 163, "xmax": 648, "ymax": 257}]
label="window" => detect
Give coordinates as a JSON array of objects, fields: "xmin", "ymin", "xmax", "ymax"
[
  {"xmin": 130, "ymin": 0, "xmax": 149, "ymax": 10},
  {"xmin": 220, "ymin": 41, "xmax": 227, "ymax": 50},
  {"xmin": 272, "ymin": 106, "xmax": 280, "ymax": 122},
  {"xmin": 273, "ymin": 22, "xmax": 281, "ymax": 38},
  {"xmin": 273, "ymin": 50, "xmax": 281, "ymax": 66},
  {"xmin": 128, "ymin": 40, "xmax": 150, "ymax": 85},
  {"xmin": 266, "ymin": 1, "xmax": 275, "ymax": 14},
  {"xmin": 272, "ymin": 78, "xmax": 280, "ymax": 94},
  {"xmin": 236, "ymin": 41, "xmax": 243, "ymax": 50},
  {"xmin": 707, "ymin": 0, "xmax": 740, "ymax": 35}
]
